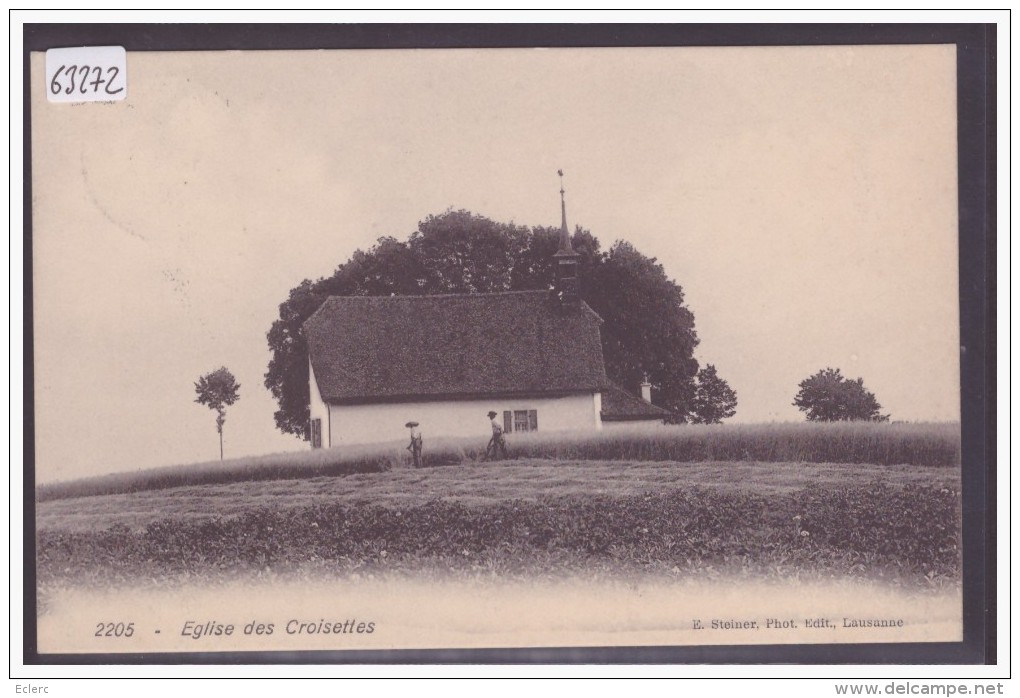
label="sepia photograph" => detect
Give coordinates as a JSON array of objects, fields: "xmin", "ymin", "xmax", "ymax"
[{"xmin": 22, "ymin": 24, "xmax": 992, "ymax": 663}]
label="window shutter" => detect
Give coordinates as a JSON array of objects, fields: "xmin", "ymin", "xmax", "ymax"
[
  {"xmin": 311, "ymin": 418, "xmax": 322, "ymax": 449},
  {"xmin": 503, "ymin": 410, "xmax": 512, "ymax": 433},
  {"xmin": 528, "ymin": 410, "xmax": 538, "ymax": 431}
]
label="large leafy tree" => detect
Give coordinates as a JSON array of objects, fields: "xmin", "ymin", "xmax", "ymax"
[
  {"xmin": 585, "ymin": 241, "xmax": 699, "ymax": 420},
  {"xmin": 793, "ymin": 367, "xmax": 889, "ymax": 422},
  {"xmin": 194, "ymin": 366, "xmax": 241, "ymax": 460},
  {"xmin": 265, "ymin": 209, "xmax": 709, "ymax": 438},
  {"xmin": 411, "ymin": 210, "xmax": 530, "ymax": 292},
  {"xmin": 690, "ymin": 364, "xmax": 738, "ymax": 424}
]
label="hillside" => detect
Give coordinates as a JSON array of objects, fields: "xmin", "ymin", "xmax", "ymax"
[
  {"xmin": 36, "ymin": 421, "xmax": 961, "ymax": 503},
  {"xmin": 36, "ymin": 457, "xmax": 960, "ymax": 594},
  {"xmin": 37, "ymin": 458, "xmax": 959, "ymax": 534}
]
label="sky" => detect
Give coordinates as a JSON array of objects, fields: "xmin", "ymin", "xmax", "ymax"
[{"xmin": 29, "ymin": 45, "xmax": 960, "ymax": 483}]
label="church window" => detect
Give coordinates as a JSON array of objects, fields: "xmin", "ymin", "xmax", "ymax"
[
  {"xmin": 311, "ymin": 418, "xmax": 322, "ymax": 449},
  {"xmin": 512, "ymin": 409, "xmax": 539, "ymax": 433}
]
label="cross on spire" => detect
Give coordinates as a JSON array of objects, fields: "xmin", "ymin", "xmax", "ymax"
[{"xmin": 556, "ymin": 169, "xmax": 575, "ymax": 255}]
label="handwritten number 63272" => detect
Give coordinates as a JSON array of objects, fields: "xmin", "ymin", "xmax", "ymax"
[{"xmin": 50, "ymin": 64, "xmax": 124, "ymax": 96}]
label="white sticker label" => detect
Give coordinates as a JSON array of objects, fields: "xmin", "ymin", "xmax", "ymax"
[{"xmin": 45, "ymin": 46, "xmax": 127, "ymax": 103}]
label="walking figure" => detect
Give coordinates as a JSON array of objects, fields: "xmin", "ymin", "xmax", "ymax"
[
  {"xmin": 405, "ymin": 421, "xmax": 423, "ymax": 468},
  {"xmin": 485, "ymin": 410, "xmax": 508, "ymax": 460}
]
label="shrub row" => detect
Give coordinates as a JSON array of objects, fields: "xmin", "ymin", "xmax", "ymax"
[{"xmin": 37, "ymin": 483, "xmax": 959, "ymax": 587}]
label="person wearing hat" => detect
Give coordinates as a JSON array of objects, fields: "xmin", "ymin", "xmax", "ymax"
[
  {"xmin": 485, "ymin": 411, "xmax": 508, "ymax": 460},
  {"xmin": 405, "ymin": 421, "xmax": 423, "ymax": 468}
]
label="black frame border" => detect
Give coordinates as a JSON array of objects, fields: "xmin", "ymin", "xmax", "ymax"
[{"xmin": 19, "ymin": 21, "xmax": 996, "ymax": 669}]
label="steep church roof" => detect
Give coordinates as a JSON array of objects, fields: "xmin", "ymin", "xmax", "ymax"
[{"xmin": 304, "ymin": 290, "xmax": 610, "ymax": 404}]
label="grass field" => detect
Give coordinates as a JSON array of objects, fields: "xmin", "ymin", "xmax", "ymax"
[
  {"xmin": 35, "ymin": 423, "xmax": 963, "ymax": 651},
  {"xmin": 37, "ymin": 456, "xmax": 960, "ymax": 594},
  {"xmin": 37, "ymin": 459, "xmax": 959, "ymax": 534},
  {"xmin": 37, "ymin": 421, "xmax": 961, "ymax": 502}
]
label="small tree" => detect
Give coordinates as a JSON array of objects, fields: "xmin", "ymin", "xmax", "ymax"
[
  {"xmin": 793, "ymin": 367, "xmax": 889, "ymax": 422},
  {"xmin": 194, "ymin": 367, "xmax": 241, "ymax": 460},
  {"xmin": 690, "ymin": 364, "xmax": 738, "ymax": 424}
]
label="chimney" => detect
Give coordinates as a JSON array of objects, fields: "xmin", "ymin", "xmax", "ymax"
[
  {"xmin": 640, "ymin": 377, "xmax": 652, "ymax": 403},
  {"xmin": 553, "ymin": 169, "xmax": 581, "ymax": 312}
]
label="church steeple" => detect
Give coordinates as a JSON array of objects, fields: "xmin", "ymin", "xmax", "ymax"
[
  {"xmin": 553, "ymin": 169, "xmax": 581, "ymax": 312},
  {"xmin": 558, "ymin": 169, "xmax": 573, "ymax": 254}
]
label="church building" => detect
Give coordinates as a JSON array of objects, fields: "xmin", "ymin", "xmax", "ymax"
[{"xmin": 304, "ymin": 178, "xmax": 669, "ymax": 448}]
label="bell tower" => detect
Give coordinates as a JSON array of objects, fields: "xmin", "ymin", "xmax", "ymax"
[{"xmin": 553, "ymin": 169, "xmax": 581, "ymax": 312}]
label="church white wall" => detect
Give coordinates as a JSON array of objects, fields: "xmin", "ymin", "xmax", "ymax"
[
  {"xmin": 308, "ymin": 360, "xmax": 330, "ymax": 447},
  {"xmin": 326, "ymin": 393, "xmax": 602, "ymax": 447}
]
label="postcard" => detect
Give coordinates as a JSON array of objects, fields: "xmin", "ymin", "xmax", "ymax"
[{"xmin": 26, "ymin": 32, "xmax": 986, "ymax": 661}]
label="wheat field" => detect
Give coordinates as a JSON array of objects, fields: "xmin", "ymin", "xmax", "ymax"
[{"xmin": 37, "ymin": 421, "xmax": 960, "ymax": 502}]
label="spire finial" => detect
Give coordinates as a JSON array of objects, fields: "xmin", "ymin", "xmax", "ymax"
[{"xmin": 557, "ymin": 169, "xmax": 573, "ymax": 254}]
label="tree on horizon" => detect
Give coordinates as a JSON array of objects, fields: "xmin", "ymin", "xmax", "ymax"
[
  {"xmin": 194, "ymin": 366, "xmax": 241, "ymax": 460},
  {"xmin": 793, "ymin": 367, "xmax": 889, "ymax": 422},
  {"xmin": 690, "ymin": 364, "xmax": 738, "ymax": 424}
]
